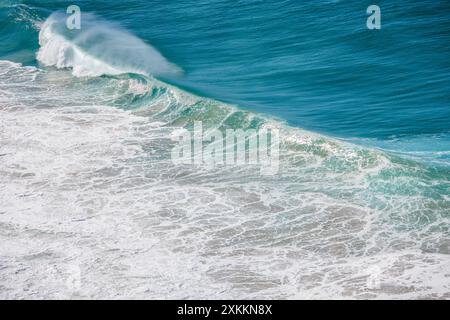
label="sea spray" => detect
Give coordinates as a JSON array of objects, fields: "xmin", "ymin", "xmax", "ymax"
[{"xmin": 37, "ymin": 12, "xmax": 181, "ymax": 77}]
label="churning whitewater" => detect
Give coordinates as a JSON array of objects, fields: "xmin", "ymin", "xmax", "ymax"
[{"xmin": 1, "ymin": 3, "xmax": 449, "ymax": 299}]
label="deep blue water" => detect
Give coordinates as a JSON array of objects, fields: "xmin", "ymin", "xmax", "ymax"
[{"xmin": 1, "ymin": 0, "xmax": 450, "ymax": 160}]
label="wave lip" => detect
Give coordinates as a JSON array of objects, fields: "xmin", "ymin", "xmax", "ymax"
[{"xmin": 37, "ymin": 12, "xmax": 182, "ymax": 78}]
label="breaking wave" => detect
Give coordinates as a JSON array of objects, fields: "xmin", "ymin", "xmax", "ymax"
[
  {"xmin": 0, "ymin": 5, "xmax": 449, "ymax": 299},
  {"xmin": 37, "ymin": 12, "xmax": 182, "ymax": 77}
]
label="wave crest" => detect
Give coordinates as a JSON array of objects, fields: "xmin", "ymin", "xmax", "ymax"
[{"xmin": 37, "ymin": 12, "xmax": 182, "ymax": 78}]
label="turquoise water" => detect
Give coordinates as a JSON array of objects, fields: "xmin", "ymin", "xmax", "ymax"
[
  {"xmin": 1, "ymin": 1, "xmax": 449, "ymax": 299},
  {"xmin": 2, "ymin": 1, "xmax": 450, "ymax": 146}
]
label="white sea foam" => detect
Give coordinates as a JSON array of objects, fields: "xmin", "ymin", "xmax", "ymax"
[{"xmin": 1, "ymin": 60, "xmax": 449, "ymax": 299}]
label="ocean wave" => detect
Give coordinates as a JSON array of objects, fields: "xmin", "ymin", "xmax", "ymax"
[
  {"xmin": 36, "ymin": 12, "xmax": 182, "ymax": 77},
  {"xmin": 1, "ymin": 1, "xmax": 450, "ymax": 300},
  {"xmin": 2, "ymin": 6, "xmax": 450, "ymax": 298},
  {"xmin": 1, "ymin": 58, "xmax": 450, "ymax": 299}
]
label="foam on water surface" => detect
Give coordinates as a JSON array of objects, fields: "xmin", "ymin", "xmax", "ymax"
[{"xmin": 1, "ymin": 61, "xmax": 449, "ymax": 299}]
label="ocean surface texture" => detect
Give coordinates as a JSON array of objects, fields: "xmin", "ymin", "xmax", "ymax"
[{"xmin": 0, "ymin": 0, "xmax": 449, "ymax": 299}]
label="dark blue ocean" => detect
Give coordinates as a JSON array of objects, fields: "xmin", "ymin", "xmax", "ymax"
[{"xmin": 1, "ymin": 0, "xmax": 449, "ymax": 299}]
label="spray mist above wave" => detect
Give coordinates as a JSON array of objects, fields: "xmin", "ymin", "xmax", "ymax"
[{"xmin": 37, "ymin": 12, "xmax": 182, "ymax": 78}]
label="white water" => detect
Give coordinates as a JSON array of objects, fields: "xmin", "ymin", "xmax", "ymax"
[
  {"xmin": 37, "ymin": 13, "xmax": 181, "ymax": 77},
  {"xmin": 1, "ymin": 60, "xmax": 449, "ymax": 299}
]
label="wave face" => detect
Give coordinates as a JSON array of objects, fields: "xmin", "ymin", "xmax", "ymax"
[
  {"xmin": 0, "ymin": 2, "xmax": 450, "ymax": 299},
  {"xmin": 37, "ymin": 12, "xmax": 181, "ymax": 77}
]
